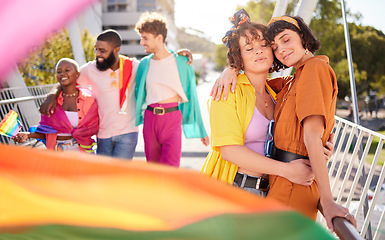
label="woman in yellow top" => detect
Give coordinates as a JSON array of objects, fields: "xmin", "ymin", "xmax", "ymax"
[{"xmin": 202, "ymin": 9, "xmax": 330, "ymax": 197}]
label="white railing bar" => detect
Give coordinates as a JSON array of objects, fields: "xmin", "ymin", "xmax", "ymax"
[
  {"xmin": 332, "ymin": 125, "xmax": 357, "ymax": 193},
  {"xmin": 0, "ymin": 84, "xmax": 55, "ymax": 92},
  {"xmin": 335, "ymin": 116, "xmax": 385, "ymax": 139},
  {"xmin": 373, "ymin": 206, "xmax": 385, "ymax": 240},
  {"xmin": 352, "ymin": 135, "xmax": 373, "ymax": 218},
  {"xmin": 331, "ymin": 120, "xmax": 343, "ymax": 163},
  {"xmin": 360, "ymin": 139, "xmax": 384, "ymax": 236},
  {"xmin": 337, "ymin": 130, "xmax": 364, "ymax": 204},
  {"xmin": 330, "ymin": 123, "xmax": 350, "ymax": 178},
  {"xmin": 0, "ymin": 95, "xmax": 46, "ymax": 105},
  {"xmin": 344, "ymin": 130, "xmax": 366, "ymax": 207}
]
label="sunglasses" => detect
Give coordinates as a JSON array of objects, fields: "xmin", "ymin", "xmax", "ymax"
[{"xmin": 264, "ymin": 120, "xmax": 275, "ymax": 157}]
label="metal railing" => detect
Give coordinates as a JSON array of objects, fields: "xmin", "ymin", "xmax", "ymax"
[
  {"xmin": 334, "ymin": 217, "xmax": 364, "ymax": 240},
  {"xmin": 327, "ymin": 116, "xmax": 385, "ymax": 239},
  {"xmin": 0, "ymin": 84, "xmax": 54, "ymax": 143}
]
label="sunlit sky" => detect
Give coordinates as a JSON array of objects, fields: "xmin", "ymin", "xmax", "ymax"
[{"xmin": 174, "ymin": 0, "xmax": 385, "ymax": 44}]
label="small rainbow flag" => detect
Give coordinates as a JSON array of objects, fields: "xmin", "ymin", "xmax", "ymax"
[{"xmin": 0, "ymin": 110, "xmax": 23, "ymax": 138}]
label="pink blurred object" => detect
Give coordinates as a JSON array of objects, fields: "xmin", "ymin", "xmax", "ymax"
[{"xmin": 0, "ymin": 0, "xmax": 98, "ymax": 80}]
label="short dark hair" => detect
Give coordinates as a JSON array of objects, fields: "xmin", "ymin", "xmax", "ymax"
[
  {"xmin": 135, "ymin": 12, "xmax": 168, "ymax": 42},
  {"xmin": 97, "ymin": 29, "xmax": 122, "ymax": 48},
  {"xmin": 266, "ymin": 16, "xmax": 321, "ymax": 70},
  {"xmin": 227, "ymin": 22, "xmax": 280, "ymax": 73}
]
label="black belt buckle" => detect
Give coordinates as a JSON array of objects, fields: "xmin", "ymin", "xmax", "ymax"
[
  {"xmin": 234, "ymin": 172, "xmax": 269, "ymax": 191},
  {"xmin": 153, "ymin": 107, "xmax": 165, "ymax": 115}
]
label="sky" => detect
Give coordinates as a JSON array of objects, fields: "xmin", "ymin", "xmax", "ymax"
[{"xmin": 174, "ymin": 0, "xmax": 385, "ymax": 44}]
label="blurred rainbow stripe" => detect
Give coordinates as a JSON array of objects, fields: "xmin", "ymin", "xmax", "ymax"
[
  {"xmin": 0, "ymin": 0, "xmax": 98, "ymax": 80},
  {"xmin": 0, "ymin": 144, "xmax": 334, "ymax": 239},
  {"xmin": 0, "ymin": 110, "xmax": 23, "ymax": 138}
]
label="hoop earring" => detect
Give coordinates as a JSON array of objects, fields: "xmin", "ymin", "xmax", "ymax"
[{"xmin": 305, "ymin": 49, "xmax": 309, "ymax": 55}]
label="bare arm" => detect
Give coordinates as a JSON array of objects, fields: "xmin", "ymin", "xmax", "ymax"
[
  {"xmin": 39, "ymin": 83, "xmax": 62, "ymax": 116},
  {"xmin": 13, "ymin": 132, "xmax": 46, "ymax": 143},
  {"xmin": 220, "ymin": 145, "xmax": 314, "ymax": 186},
  {"xmin": 201, "ymin": 136, "xmax": 210, "ymax": 146},
  {"xmin": 211, "ymin": 67, "xmax": 238, "ymax": 101},
  {"xmin": 303, "ymin": 115, "xmax": 356, "ymax": 231}
]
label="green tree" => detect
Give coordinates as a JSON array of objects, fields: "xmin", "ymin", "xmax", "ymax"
[
  {"xmin": 333, "ymin": 59, "xmax": 366, "ymax": 98},
  {"xmin": 239, "ymin": 0, "xmax": 275, "ymax": 24},
  {"xmin": 349, "ymin": 25, "xmax": 385, "ymax": 95},
  {"xmin": 311, "ymin": 0, "xmax": 385, "ymax": 96},
  {"xmin": 214, "ymin": 44, "xmax": 228, "ymax": 70},
  {"xmin": 18, "ymin": 28, "xmax": 96, "ymax": 86}
]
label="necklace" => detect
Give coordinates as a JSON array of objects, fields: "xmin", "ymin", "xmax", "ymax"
[
  {"xmin": 62, "ymin": 92, "xmax": 78, "ymax": 97},
  {"xmin": 256, "ymin": 90, "xmax": 268, "ymax": 108},
  {"xmin": 264, "ymin": 92, "xmax": 267, "ymax": 107}
]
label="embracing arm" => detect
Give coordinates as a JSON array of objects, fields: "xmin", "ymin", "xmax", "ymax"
[
  {"xmin": 211, "ymin": 67, "xmax": 238, "ymax": 101},
  {"xmin": 176, "ymin": 48, "xmax": 193, "ymax": 65},
  {"xmin": 39, "ymin": 83, "xmax": 62, "ymax": 116},
  {"xmin": 220, "ymin": 145, "xmax": 314, "ymax": 186},
  {"xmin": 303, "ymin": 115, "xmax": 356, "ymax": 231},
  {"xmin": 13, "ymin": 132, "xmax": 46, "ymax": 143}
]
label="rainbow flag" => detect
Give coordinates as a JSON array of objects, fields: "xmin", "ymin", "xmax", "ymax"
[
  {"xmin": 0, "ymin": 0, "xmax": 98, "ymax": 80},
  {"xmin": 118, "ymin": 55, "xmax": 133, "ymax": 112},
  {"xmin": 0, "ymin": 144, "xmax": 334, "ymax": 239},
  {"xmin": 0, "ymin": 110, "xmax": 23, "ymax": 138}
]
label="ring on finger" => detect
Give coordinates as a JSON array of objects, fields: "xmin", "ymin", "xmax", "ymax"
[
  {"xmin": 344, "ymin": 212, "xmax": 350, "ymax": 218},
  {"xmin": 218, "ymin": 84, "xmax": 222, "ymax": 88}
]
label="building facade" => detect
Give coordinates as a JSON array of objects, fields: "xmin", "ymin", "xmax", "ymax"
[{"xmin": 101, "ymin": 0, "xmax": 179, "ymax": 58}]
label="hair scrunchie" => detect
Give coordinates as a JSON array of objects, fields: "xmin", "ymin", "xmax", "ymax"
[{"xmin": 222, "ymin": 8, "xmax": 251, "ymax": 48}]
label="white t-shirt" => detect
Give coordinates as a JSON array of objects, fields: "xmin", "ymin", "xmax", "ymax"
[
  {"xmin": 146, "ymin": 54, "xmax": 188, "ymax": 105},
  {"xmin": 77, "ymin": 59, "xmax": 139, "ymax": 139}
]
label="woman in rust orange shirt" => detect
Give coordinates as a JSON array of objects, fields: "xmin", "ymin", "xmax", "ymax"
[{"xmin": 265, "ymin": 16, "xmax": 356, "ymax": 230}]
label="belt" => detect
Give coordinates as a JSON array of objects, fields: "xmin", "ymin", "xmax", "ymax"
[
  {"xmin": 233, "ymin": 172, "xmax": 269, "ymax": 191},
  {"xmin": 270, "ymin": 146, "xmax": 309, "ymax": 162},
  {"xmin": 55, "ymin": 138, "xmax": 77, "ymax": 151},
  {"xmin": 147, "ymin": 106, "xmax": 179, "ymax": 115}
]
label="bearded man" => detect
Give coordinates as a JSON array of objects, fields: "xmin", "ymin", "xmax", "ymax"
[{"xmin": 40, "ymin": 29, "xmax": 192, "ymax": 159}]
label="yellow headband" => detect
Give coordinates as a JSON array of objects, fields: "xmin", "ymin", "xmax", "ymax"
[{"xmin": 268, "ymin": 16, "xmax": 300, "ymax": 29}]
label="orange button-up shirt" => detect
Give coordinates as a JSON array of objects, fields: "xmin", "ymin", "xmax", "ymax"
[{"xmin": 267, "ymin": 55, "xmax": 338, "ymax": 220}]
